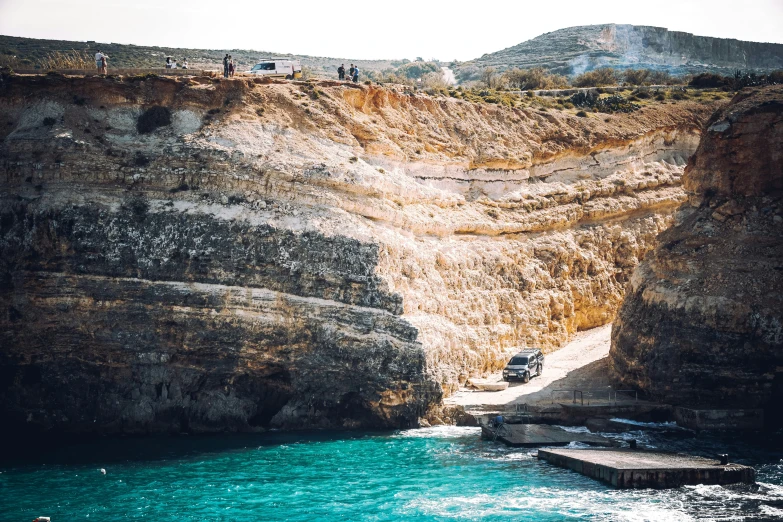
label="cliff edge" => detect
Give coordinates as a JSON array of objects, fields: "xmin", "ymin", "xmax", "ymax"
[
  {"xmin": 610, "ymin": 86, "xmax": 783, "ymax": 417},
  {"xmin": 0, "ymin": 73, "xmax": 719, "ymax": 434}
]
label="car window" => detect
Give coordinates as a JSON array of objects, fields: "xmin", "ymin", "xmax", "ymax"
[
  {"xmin": 254, "ymin": 62, "xmax": 275, "ymax": 71},
  {"xmin": 510, "ymin": 357, "xmax": 528, "ymax": 365}
]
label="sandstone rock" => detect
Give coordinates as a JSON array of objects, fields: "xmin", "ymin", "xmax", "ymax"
[
  {"xmin": 466, "ymin": 379, "xmax": 509, "ymax": 392},
  {"xmin": 610, "ymin": 86, "xmax": 783, "ymax": 422},
  {"xmin": 0, "ymin": 74, "xmax": 720, "ymax": 434}
]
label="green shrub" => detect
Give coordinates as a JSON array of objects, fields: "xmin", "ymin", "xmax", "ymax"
[
  {"xmin": 395, "ymin": 61, "xmax": 440, "ymax": 79},
  {"xmin": 576, "ymin": 110, "xmax": 588, "ymax": 117},
  {"xmin": 689, "ymin": 73, "xmax": 730, "ymax": 89}
]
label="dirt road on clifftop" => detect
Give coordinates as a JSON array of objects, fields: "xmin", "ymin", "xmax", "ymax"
[{"xmin": 446, "ymin": 324, "xmax": 613, "ymax": 412}]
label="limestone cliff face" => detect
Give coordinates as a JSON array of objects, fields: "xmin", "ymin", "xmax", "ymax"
[
  {"xmin": 610, "ymin": 86, "xmax": 783, "ymax": 414},
  {"xmin": 462, "ymin": 24, "xmax": 783, "ymax": 76},
  {"xmin": 0, "ymin": 73, "xmax": 719, "ymax": 434}
]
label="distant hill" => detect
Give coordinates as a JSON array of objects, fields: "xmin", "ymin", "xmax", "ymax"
[
  {"xmin": 0, "ymin": 34, "xmax": 399, "ymax": 75},
  {"xmin": 455, "ymin": 24, "xmax": 783, "ymax": 81}
]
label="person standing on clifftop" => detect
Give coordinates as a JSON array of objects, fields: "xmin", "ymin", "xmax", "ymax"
[
  {"xmin": 95, "ymin": 50, "xmax": 104, "ymax": 71},
  {"xmin": 100, "ymin": 53, "xmax": 107, "ymax": 74},
  {"xmin": 352, "ymin": 65, "xmax": 359, "ymax": 83},
  {"xmin": 223, "ymin": 54, "xmax": 229, "ymax": 78},
  {"xmin": 228, "ymin": 57, "xmax": 235, "ymax": 77},
  {"xmin": 348, "ymin": 64, "xmax": 355, "ymax": 80},
  {"xmin": 338, "ymin": 64, "xmax": 345, "ymax": 80}
]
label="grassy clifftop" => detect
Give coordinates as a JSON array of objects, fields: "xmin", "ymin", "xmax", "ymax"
[{"xmin": 0, "ymin": 34, "xmax": 398, "ymax": 75}]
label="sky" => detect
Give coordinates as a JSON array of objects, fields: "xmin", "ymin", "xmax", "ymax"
[{"xmin": 1, "ymin": 0, "xmax": 782, "ymax": 61}]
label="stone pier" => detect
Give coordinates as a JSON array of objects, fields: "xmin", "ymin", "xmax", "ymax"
[{"xmin": 538, "ymin": 448, "xmax": 756, "ymax": 489}]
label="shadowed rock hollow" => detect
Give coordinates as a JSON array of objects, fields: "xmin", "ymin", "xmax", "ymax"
[
  {"xmin": 0, "ymin": 73, "xmax": 721, "ymax": 434},
  {"xmin": 610, "ymin": 86, "xmax": 783, "ymax": 419}
]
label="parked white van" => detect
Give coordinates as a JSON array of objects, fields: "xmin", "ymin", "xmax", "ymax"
[{"xmin": 248, "ymin": 59, "xmax": 302, "ymax": 79}]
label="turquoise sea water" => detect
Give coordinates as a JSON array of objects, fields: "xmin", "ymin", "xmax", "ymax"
[{"xmin": 1, "ymin": 426, "xmax": 782, "ymax": 521}]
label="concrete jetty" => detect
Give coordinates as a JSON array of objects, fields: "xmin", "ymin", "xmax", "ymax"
[
  {"xmin": 538, "ymin": 448, "xmax": 756, "ymax": 489},
  {"xmin": 482, "ymin": 424, "xmax": 611, "ymax": 447}
]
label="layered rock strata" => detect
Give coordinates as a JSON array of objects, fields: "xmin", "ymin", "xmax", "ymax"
[
  {"xmin": 610, "ymin": 86, "xmax": 783, "ymax": 416},
  {"xmin": 0, "ymin": 73, "xmax": 719, "ymax": 433}
]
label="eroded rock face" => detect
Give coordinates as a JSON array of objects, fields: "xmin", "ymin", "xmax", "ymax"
[
  {"xmin": 461, "ymin": 24, "xmax": 783, "ymax": 77},
  {"xmin": 610, "ymin": 86, "xmax": 783, "ymax": 414},
  {"xmin": 0, "ymin": 74, "xmax": 719, "ymax": 434}
]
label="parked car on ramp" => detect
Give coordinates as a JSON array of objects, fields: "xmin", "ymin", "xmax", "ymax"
[{"xmin": 502, "ymin": 349, "xmax": 544, "ymax": 383}]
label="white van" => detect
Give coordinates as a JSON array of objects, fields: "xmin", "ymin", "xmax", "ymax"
[{"xmin": 248, "ymin": 58, "xmax": 302, "ymax": 79}]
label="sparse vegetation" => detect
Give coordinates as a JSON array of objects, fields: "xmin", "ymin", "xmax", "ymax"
[
  {"xmin": 573, "ymin": 68, "xmax": 617, "ymax": 87},
  {"xmin": 480, "ymin": 67, "xmax": 504, "ymax": 90},
  {"xmin": 503, "ymin": 67, "xmax": 569, "ymax": 90},
  {"xmin": 448, "ymin": 88, "xmax": 521, "ymax": 107},
  {"xmin": 623, "ymin": 69, "xmax": 680, "ymax": 86},
  {"xmin": 689, "ymin": 70, "xmax": 783, "ymax": 90},
  {"xmin": 37, "ymin": 50, "xmax": 93, "ymax": 69}
]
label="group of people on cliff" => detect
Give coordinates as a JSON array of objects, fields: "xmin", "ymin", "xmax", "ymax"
[
  {"xmin": 337, "ymin": 63, "xmax": 359, "ymax": 82},
  {"xmin": 94, "ymin": 50, "xmax": 190, "ymax": 74},
  {"xmin": 165, "ymin": 56, "xmax": 189, "ymax": 69},
  {"xmin": 222, "ymin": 54, "xmax": 236, "ymax": 78},
  {"xmin": 95, "ymin": 50, "xmax": 108, "ymax": 74}
]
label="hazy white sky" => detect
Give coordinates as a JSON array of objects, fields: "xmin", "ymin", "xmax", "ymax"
[{"xmin": 1, "ymin": 0, "xmax": 782, "ymax": 60}]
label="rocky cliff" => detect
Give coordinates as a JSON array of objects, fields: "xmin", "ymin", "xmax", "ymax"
[
  {"xmin": 610, "ymin": 86, "xmax": 783, "ymax": 416},
  {"xmin": 0, "ymin": 73, "xmax": 719, "ymax": 434},
  {"xmin": 460, "ymin": 24, "xmax": 783, "ymax": 77}
]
